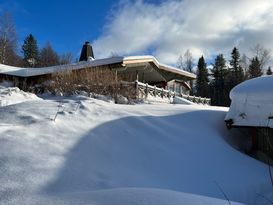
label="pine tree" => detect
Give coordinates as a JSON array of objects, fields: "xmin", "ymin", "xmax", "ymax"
[
  {"xmin": 22, "ymin": 34, "xmax": 39, "ymax": 67},
  {"xmin": 38, "ymin": 42, "xmax": 59, "ymax": 67},
  {"xmin": 211, "ymin": 54, "xmax": 229, "ymax": 106},
  {"xmin": 229, "ymin": 47, "xmax": 244, "ymax": 86},
  {"xmin": 266, "ymin": 66, "xmax": 272, "ymax": 75},
  {"xmin": 196, "ymin": 56, "xmax": 209, "ymax": 97},
  {"xmin": 248, "ymin": 57, "xmax": 263, "ymax": 79}
]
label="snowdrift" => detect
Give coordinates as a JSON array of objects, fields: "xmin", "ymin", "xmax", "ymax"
[
  {"xmin": 0, "ymin": 86, "xmax": 271, "ymax": 205},
  {"xmin": 0, "ymin": 86, "xmax": 41, "ymax": 107}
]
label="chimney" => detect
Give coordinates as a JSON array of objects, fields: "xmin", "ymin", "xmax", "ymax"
[{"xmin": 79, "ymin": 41, "xmax": 94, "ymax": 61}]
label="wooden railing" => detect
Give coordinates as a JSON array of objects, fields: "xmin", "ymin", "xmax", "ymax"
[{"xmin": 132, "ymin": 81, "xmax": 210, "ymax": 105}]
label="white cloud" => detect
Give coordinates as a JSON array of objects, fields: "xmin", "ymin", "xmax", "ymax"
[{"xmin": 92, "ymin": 0, "xmax": 273, "ymax": 65}]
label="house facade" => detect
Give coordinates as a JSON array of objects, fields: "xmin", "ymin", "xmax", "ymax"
[{"xmin": 0, "ymin": 42, "xmax": 205, "ymax": 103}]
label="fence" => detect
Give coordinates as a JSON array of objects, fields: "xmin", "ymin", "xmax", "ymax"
[{"xmin": 121, "ymin": 81, "xmax": 211, "ymax": 105}]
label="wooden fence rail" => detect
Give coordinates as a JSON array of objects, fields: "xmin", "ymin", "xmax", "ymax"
[{"xmin": 121, "ymin": 81, "xmax": 211, "ymax": 105}]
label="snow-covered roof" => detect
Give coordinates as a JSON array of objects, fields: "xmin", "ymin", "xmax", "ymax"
[
  {"xmin": 0, "ymin": 55, "xmax": 196, "ymax": 80},
  {"xmin": 225, "ymin": 75, "xmax": 273, "ymax": 128},
  {"xmin": 123, "ymin": 55, "xmax": 196, "ymax": 79},
  {"xmin": 0, "ymin": 57, "xmax": 124, "ymax": 77}
]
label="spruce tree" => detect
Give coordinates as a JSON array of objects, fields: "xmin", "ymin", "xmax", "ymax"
[
  {"xmin": 248, "ymin": 57, "xmax": 263, "ymax": 78},
  {"xmin": 229, "ymin": 47, "xmax": 244, "ymax": 86},
  {"xmin": 22, "ymin": 34, "xmax": 38, "ymax": 67},
  {"xmin": 38, "ymin": 42, "xmax": 59, "ymax": 67},
  {"xmin": 211, "ymin": 54, "xmax": 228, "ymax": 106},
  {"xmin": 196, "ymin": 56, "xmax": 209, "ymax": 97},
  {"xmin": 266, "ymin": 66, "xmax": 272, "ymax": 75}
]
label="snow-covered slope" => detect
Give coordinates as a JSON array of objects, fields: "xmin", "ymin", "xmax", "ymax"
[{"xmin": 0, "ymin": 87, "xmax": 271, "ymax": 205}]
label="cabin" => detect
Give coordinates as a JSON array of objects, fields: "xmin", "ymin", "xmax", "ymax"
[
  {"xmin": 225, "ymin": 75, "xmax": 273, "ymax": 161},
  {"xmin": 0, "ymin": 42, "xmax": 209, "ymax": 104}
]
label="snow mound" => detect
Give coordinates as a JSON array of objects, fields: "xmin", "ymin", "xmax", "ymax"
[
  {"xmin": 230, "ymin": 75, "xmax": 273, "ymax": 102},
  {"xmin": 225, "ymin": 75, "xmax": 273, "ymax": 127},
  {"xmin": 0, "ymin": 86, "xmax": 41, "ymax": 107},
  {"xmin": 0, "ymin": 91, "xmax": 271, "ymax": 205}
]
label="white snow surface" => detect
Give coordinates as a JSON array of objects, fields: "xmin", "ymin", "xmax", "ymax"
[
  {"xmin": 173, "ymin": 96, "xmax": 195, "ymax": 105},
  {"xmin": 0, "ymin": 86, "xmax": 41, "ymax": 107},
  {"xmin": 225, "ymin": 75, "xmax": 273, "ymax": 128},
  {"xmin": 0, "ymin": 87, "xmax": 272, "ymax": 205}
]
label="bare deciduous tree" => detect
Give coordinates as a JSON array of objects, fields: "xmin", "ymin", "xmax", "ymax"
[
  {"xmin": 176, "ymin": 54, "xmax": 184, "ymax": 70},
  {"xmin": 240, "ymin": 53, "xmax": 249, "ymax": 79},
  {"xmin": 59, "ymin": 52, "xmax": 74, "ymax": 65},
  {"xmin": 183, "ymin": 49, "xmax": 193, "ymax": 73},
  {"xmin": 38, "ymin": 42, "xmax": 60, "ymax": 67},
  {"xmin": 250, "ymin": 44, "xmax": 271, "ymax": 70},
  {"xmin": 0, "ymin": 11, "xmax": 19, "ymax": 65}
]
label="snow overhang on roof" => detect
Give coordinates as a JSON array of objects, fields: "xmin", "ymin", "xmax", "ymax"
[
  {"xmin": 0, "ymin": 57, "xmax": 124, "ymax": 77},
  {"xmin": 123, "ymin": 55, "xmax": 196, "ymax": 81},
  {"xmin": 225, "ymin": 75, "xmax": 273, "ymax": 128},
  {"xmin": 0, "ymin": 55, "xmax": 195, "ymax": 83}
]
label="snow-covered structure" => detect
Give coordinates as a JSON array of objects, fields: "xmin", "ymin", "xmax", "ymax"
[
  {"xmin": 0, "ymin": 42, "xmax": 212, "ymax": 104},
  {"xmin": 0, "ymin": 56, "xmax": 195, "ymax": 90},
  {"xmin": 225, "ymin": 75, "xmax": 273, "ymax": 128},
  {"xmin": 225, "ymin": 75, "xmax": 273, "ymax": 158}
]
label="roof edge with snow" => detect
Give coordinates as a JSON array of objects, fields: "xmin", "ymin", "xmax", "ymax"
[{"xmin": 0, "ymin": 55, "xmax": 196, "ymax": 80}]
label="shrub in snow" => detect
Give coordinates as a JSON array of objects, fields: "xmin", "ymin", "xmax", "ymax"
[
  {"xmin": 115, "ymin": 95, "xmax": 129, "ymax": 104},
  {"xmin": 47, "ymin": 68, "xmax": 137, "ymax": 103}
]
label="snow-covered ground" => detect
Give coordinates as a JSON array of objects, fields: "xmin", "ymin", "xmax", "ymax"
[{"xmin": 0, "ymin": 87, "xmax": 272, "ymax": 205}]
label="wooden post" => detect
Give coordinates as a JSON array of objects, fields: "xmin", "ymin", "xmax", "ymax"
[
  {"xmin": 154, "ymin": 85, "xmax": 156, "ymax": 97},
  {"xmin": 136, "ymin": 71, "xmax": 139, "ymax": 82},
  {"xmin": 135, "ymin": 80, "xmax": 139, "ymax": 99},
  {"xmin": 161, "ymin": 88, "xmax": 164, "ymax": 98},
  {"xmin": 145, "ymin": 83, "xmax": 148, "ymax": 99}
]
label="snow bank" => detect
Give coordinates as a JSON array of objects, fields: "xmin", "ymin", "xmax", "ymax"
[
  {"xmin": 173, "ymin": 96, "xmax": 195, "ymax": 105},
  {"xmin": 0, "ymin": 86, "xmax": 41, "ymax": 107},
  {"xmin": 0, "ymin": 88, "xmax": 271, "ymax": 205},
  {"xmin": 225, "ymin": 75, "xmax": 273, "ymax": 128}
]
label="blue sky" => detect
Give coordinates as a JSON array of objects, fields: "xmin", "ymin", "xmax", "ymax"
[
  {"xmin": 1, "ymin": 0, "xmax": 273, "ymax": 65},
  {"xmin": 0, "ymin": 0, "xmax": 117, "ymax": 59}
]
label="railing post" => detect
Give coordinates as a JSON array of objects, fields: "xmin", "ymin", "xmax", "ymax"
[
  {"xmin": 161, "ymin": 88, "xmax": 164, "ymax": 98},
  {"xmin": 145, "ymin": 83, "xmax": 148, "ymax": 99},
  {"xmin": 173, "ymin": 83, "xmax": 176, "ymax": 97},
  {"xmin": 135, "ymin": 80, "xmax": 139, "ymax": 99},
  {"xmin": 154, "ymin": 85, "xmax": 156, "ymax": 97}
]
